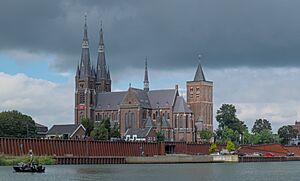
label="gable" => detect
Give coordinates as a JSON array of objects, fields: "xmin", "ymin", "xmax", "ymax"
[{"xmin": 121, "ymin": 88, "xmax": 140, "ymax": 106}]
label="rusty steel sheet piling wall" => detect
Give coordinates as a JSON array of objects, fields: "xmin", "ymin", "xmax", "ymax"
[{"xmin": 0, "ymin": 138, "xmax": 212, "ymax": 156}]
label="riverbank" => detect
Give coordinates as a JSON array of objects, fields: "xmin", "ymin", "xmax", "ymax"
[
  {"xmin": 0, "ymin": 155, "xmax": 55, "ymax": 166},
  {"xmin": 54, "ymin": 155, "xmax": 238, "ymax": 164}
]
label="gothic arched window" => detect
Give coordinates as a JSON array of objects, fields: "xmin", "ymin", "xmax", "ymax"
[
  {"xmin": 125, "ymin": 113, "xmax": 129, "ymax": 131},
  {"xmin": 131, "ymin": 113, "xmax": 135, "ymax": 128},
  {"xmin": 180, "ymin": 115, "xmax": 183, "ymax": 128}
]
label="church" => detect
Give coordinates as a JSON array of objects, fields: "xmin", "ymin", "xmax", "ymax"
[{"xmin": 74, "ymin": 16, "xmax": 213, "ymax": 142}]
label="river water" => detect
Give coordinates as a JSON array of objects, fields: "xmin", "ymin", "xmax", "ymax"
[{"xmin": 1, "ymin": 162, "xmax": 299, "ymax": 181}]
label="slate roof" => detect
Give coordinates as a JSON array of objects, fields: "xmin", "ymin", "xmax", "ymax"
[
  {"xmin": 35, "ymin": 123, "xmax": 48, "ymax": 133},
  {"xmin": 96, "ymin": 88, "xmax": 178, "ymax": 110},
  {"xmin": 144, "ymin": 117, "xmax": 154, "ymax": 128},
  {"xmin": 47, "ymin": 124, "xmax": 84, "ymax": 136},
  {"xmin": 147, "ymin": 89, "xmax": 177, "ymax": 108},
  {"xmin": 131, "ymin": 88, "xmax": 151, "ymax": 108},
  {"xmin": 194, "ymin": 62, "xmax": 206, "ymax": 81},
  {"xmin": 124, "ymin": 127, "xmax": 152, "ymax": 138},
  {"xmin": 161, "ymin": 117, "xmax": 171, "ymax": 128},
  {"xmin": 96, "ymin": 91, "xmax": 127, "ymax": 110},
  {"xmin": 173, "ymin": 96, "xmax": 193, "ymax": 113}
]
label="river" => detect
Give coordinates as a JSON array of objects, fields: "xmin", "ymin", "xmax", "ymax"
[{"xmin": 1, "ymin": 162, "xmax": 299, "ymax": 181}]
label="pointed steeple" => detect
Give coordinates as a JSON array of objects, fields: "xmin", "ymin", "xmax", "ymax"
[
  {"xmin": 76, "ymin": 63, "xmax": 80, "ymax": 77},
  {"xmin": 96, "ymin": 21, "xmax": 108, "ymax": 81},
  {"xmin": 79, "ymin": 13, "xmax": 91, "ymax": 79},
  {"xmin": 143, "ymin": 57, "xmax": 149, "ymax": 91},
  {"xmin": 193, "ymin": 55, "xmax": 206, "ymax": 81},
  {"xmin": 107, "ymin": 65, "xmax": 111, "ymax": 80}
]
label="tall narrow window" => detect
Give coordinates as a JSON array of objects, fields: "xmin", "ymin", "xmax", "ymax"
[
  {"xmin": 186, "ymin": 115, "xmax": 189, "ymax": 128},
  {"xmin": 125, "ymin": 113, "xmax": 129, "ymax": 130},
  {"xmin": 180, "ymin": 115, "xmax": 183, "ymax": 128},
  {"xmin": 175, "ymin": 115, "xmax": 178, "ymax": 128},
  {"xmin": 131, "ymin": 113, "xmax": 135, "ymax": 128}
]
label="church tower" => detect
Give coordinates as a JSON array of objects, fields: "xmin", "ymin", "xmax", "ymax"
[
  {"xmin": 143, "ymin": 57, "xmax": 149, "ymax": 92},
  {"xmin": 75, "ymin": 15, "xmax": 96, "ymax": 124},
  {"xmin": 95, "ymin": 22, "xmax": 111, "ymax": 93},
  {"xmin": 186, "ymin": 56, "xmax": 213, "ymax": 132}
]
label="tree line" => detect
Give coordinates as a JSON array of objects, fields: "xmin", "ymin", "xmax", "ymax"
[{"xmin": 199, "ymin": 104, "xmax": 299, "ymax": 145}]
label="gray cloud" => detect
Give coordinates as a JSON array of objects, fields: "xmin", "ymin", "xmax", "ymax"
[{"xmin": 1, "ymin": 0, "xmax": 300, "ymax": 73}]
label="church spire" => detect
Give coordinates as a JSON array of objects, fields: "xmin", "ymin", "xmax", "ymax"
[
  {"xmin": 96, "ymin": 20, "xmax": 108, "ymax": 81},
  {"xmin": 107, "ymin": 65, "xmax": 111, "ymax": 80},
  {"xmin": 144, "ymin": 57, "xmax": 149, "ymax": 91},
  {"xmin": 79, "ymin": 13, "xmax": 91, "ymax": 79},
  {"xmin": 193, "ymin": 55, "xmax": 206, "ymax": 81}
]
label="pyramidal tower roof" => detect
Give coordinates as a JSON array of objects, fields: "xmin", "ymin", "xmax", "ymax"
[
  {"xmin": 79, "ymin": 13, "xmax": 91, "ymax": 79},
  {"xmin": 193, "ymin": 55, "xmax": 206, "ymax": 81},
  {"xmin": 96, "ymin": 21, "xmax": 109, "ymax": 81}
]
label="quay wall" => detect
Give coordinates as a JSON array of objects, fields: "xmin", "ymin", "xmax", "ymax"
[{"xmin": 0, "ymin": 138, "xmax": 213, "ymax": 157}]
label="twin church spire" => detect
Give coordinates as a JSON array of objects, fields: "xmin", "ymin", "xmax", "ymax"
[
  {"xmin": 76, "ymin": 15, "xmax": 206, "ymax": 92},
  {"xmin": 77, "ymin": 15, "xmax": 110, "ymax": 82}
]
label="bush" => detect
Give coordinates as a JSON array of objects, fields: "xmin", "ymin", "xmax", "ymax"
[
  {"xmin": 209, "ymin": 143, "xmax": 219, "ymax": 153},
  {"xmin": 226, "ymin": 140, "xmax": 236, "ymax": 152}
]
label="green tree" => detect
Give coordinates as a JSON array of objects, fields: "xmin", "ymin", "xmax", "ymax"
[
  {"xmin": 252, "ymin": 119, "xmax": 272, "ymax": 134},
  {"xmin": 216, "ymin": 104, "xmax": 247, "ymax": 135},
  {"xmin": 209, "ymin": 143, "xmax": 219, "ymax": 153},
  {"xmin": 90, "ymin": 118, "xmax": 111, "ymax": 140},
  {"xmin": 199, "ymin": 129, "xmax": 214, "ymax": 143},
  {"xmin": 102, "ymin": 118, "xmax": 111, "ymax": 138},
  {"xmin": 80, "ymin": 118, "xmax": 94, "ymax": 138},
  {"xmin": 259, "ymin": 129, "xmax": 274, "ymax": 144},
  {"xmin": 226, "ymin": 140, "xmax": 236, "ymax": 152},
  {"xmin": 111, "ymin": 123, "xmax": 121, "ymax": 138},
  {"xmin": 0, "ymin": 110, "xmax": 36, "ymax": 138},
  {"xmin": 216, "ymin": 126, "xmax": 239, "ymax": 144},
  {"xmin": 278, "ymin": 125, "xmax": 298, "ymax": 144},
  {"xmin": 156, "ymin": 131, "xmax": 165, "ymax": 142}
]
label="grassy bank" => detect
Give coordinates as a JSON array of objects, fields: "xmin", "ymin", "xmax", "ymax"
[{"xmin": 0, "ymin": 155, "xmax": 56, "ymax": 166}]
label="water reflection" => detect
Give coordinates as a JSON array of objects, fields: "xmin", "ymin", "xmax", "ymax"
[{"xmin": 1, "ymin": 162, "xmax": 300, "ymax": 181}]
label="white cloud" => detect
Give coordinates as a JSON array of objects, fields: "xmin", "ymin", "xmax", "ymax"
[{"xmin": 0, "ymin": 72, "xmax": 74, "ymax": 127}]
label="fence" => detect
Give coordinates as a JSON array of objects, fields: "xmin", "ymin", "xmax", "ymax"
[{"xmin": 0, "ymin": 138, "xmax": 212, "ymax": 156}]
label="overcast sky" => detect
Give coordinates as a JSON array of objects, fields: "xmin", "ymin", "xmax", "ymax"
[{"xmin": 0, "ymin": 0, "xmax": 300, "ymax": 132}]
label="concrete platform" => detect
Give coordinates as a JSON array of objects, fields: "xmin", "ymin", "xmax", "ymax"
[{"xmin": 126, "ymin": 155, "xmax": 238, "ymax": 164}]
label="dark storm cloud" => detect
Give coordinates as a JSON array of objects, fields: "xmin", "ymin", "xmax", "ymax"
[{"xmin": 1, "ymin": 0, "xmax": 300, "ymax": 72}]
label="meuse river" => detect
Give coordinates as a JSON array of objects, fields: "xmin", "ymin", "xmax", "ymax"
[{"xmin": 1, "ymin": 162, "xmax": 299, "ymax": 181}]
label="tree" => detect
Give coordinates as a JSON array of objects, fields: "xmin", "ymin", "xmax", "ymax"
[
  {"xmin": 259, "ymin": 129, "xmax": 274, "ymax": 144},
  {"xmin": 156, "ymin": 131, "xmax": 165, "ymax": 142},
  {"xmin": 209, "ymin": 143, "xmax": 219, "ymax": 153},
  {"xmin": 0, "ymin": 110, "xmax": 36, "ymax": 138},
  {"xmin": 90, "ymin": 118, "xmax": 111, "ymax": 140},
  {"xmin": 226, "ymin": 140, "xmax": 236, "ymax": 152},
  {"xmin": 278, "ymin": 125, "xmax": 298, "ymax": 145},
  {"xmin": 252, "ymin": 119, "xmax": 272, "ymax": 134},
  {"xmin": 80, "ymin": 118, "xmax": 94, "ymax": 138},
  {"xmin": 216, "ymin": 104, "xmax": 247, "ymax": 135},
  {"xmin": 216, "ymin": 126, "xmax": 239, "ymax": 144},
  {"xmin": 199, "ymin": 129, "xmax": 213, "ymax": 143},
  {"xmin": 111, "ymin": 123, "xmax": 121, "ymax": 138}
]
